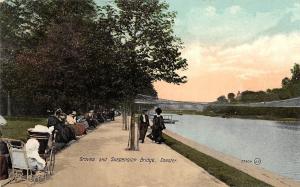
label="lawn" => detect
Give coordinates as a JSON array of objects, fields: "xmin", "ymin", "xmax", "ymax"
[
  {"xmin": 1, "ymin": 116, "xmax": 47, "ymax": 141},
  {"xmin": 163, "ymin": 134, "xmax": 272, "ymax": 187}
]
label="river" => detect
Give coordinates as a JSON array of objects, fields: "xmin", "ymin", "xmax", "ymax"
[{"xmin": 165, "ymin": 114, "xmax": 300, "ymax": 181}]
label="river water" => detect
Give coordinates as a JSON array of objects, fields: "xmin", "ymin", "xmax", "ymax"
[{"xmin": 164, "ymin": 114, "xmax": 300, "ymax": 181}]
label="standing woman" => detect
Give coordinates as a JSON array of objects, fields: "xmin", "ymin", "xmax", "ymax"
[
  {"xmin": 152, "ymin": 108, "xmax": 166, "ymax": 144},
  {"xmin": 139, "ymin": 109, "xmax": 150, "ymax": 143}
]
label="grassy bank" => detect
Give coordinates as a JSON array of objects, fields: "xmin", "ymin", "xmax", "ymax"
[
  {"xmin": 206, "ymin": 106, "xmax": 300, "ymax": 121},
  {"xmin": 1, "ymin": 116, "xmax": 46, "ymax": 141},
  {"xmin": 164, "ymin": 109, "xmax": 218, "ymax": 116},
  {"xmin": 163, "ymin": 134, "xmax": 271, "ymax": 187},
  {"xmin": 164, "ymin": 108, "xmax": 300, "ymax": 122}
]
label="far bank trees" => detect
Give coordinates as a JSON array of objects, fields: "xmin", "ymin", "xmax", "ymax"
[{"xmin": 217, "ymin": 63, "xmax": 300, "ymax": 103}]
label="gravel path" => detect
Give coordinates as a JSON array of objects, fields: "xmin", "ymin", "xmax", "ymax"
[{"xmin": 7, "ymin": 117, "xmax": 227, "ymax": 187}]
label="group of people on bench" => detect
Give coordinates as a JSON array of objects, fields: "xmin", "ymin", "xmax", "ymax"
[{"xmin": 47, "ymin": 108, "xmax": 116, "ymax": 148}]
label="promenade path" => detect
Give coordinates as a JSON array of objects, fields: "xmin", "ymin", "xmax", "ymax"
[{"xmin": 7, "ymin": 117, "xmax": 227, "ymax": 187}]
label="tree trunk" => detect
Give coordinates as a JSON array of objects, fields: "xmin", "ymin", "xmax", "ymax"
[
  {"xmin": 7, "ymin": 91, "xmax": 11, "ymax": 116},
  {"xmin": 122, "ymin": 104, "xmax": 126, "ymax": 130},
  {"xmin": 0, "ymin": 80, "xmax": 2, "ymax": 115},
  {"xmin": 128, "ymin": 112, "xmax": 139, "ymax": 151}
]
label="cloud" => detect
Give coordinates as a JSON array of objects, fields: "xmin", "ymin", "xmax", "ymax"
[
  {"xmin": 205, "ymin": 6, "xmax": 216, "ymax": 17},
  {"xmin": 183, "ymin": 33, "xmax": 300, "ymax": 78},
  {"xmin": 155, "ymin": 1, "xmax": 300, "ymax": 102},
  {"xmin": 184, "ymin": 5, "xmax": 281, "ymax": 46},
  {"xmin": 289, "ymin": 3, "xmax": 300, "ymax": 22},
  {"xmin": 228, "ymin": 5, "xmax": 241, "ymax": 15},
  {"xmin": 155, "ymin": 32, "xmax": 300, "ymax": 101},
  {"xmin": 180, "ymin": 2, "xmax": 300, "ymax": 47}
]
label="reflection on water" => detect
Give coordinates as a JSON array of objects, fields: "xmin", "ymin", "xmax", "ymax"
[
  {"xmin": 275, "ymin": 122, "xmax": 300, "ymax": 131},
  {"xmin": 165, "ymin": 114, "xmax": 300, "ymax": 181}
]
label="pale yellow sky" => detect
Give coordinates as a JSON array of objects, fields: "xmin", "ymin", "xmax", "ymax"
[{"xmin": 155, "ymin": 33, "xmax": 300, "ymax": 102}]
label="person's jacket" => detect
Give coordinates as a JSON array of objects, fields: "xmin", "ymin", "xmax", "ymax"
[
  {"xmin": 139, "ymin": 114, "xmax": 150, "ymax": 126},
  {"xmin": 153, "ymin": 115, "xmax": 166, "ymax": 130}
]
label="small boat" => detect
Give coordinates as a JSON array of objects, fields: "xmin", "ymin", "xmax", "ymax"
[
  {"xmin": 163, "ymin": 115, "xmax": 177, "ymax": 124},
  {"xmin": 149, "ymin": 114, "xmax": 178, "ymax": 124}
]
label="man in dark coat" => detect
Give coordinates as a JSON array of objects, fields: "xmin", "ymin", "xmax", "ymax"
[{"xmin": 139, "ymin": 110, "xmax": 150, "ymax": 143}]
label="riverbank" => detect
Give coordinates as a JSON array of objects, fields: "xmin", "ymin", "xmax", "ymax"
[
  {"xmin": 5, "ymin": 117, "xmax": 227, "ymax": 187},
  {"xmin": 163, "ymin": 133, "xmax": 271, "ymax": 187},
  {"xmin": 164, "ymin": 109, "xmax": 300, "ymax": 122},
  {"xmin": 164, "ymin": 130, "xmax": 300, "ymax": 187}
]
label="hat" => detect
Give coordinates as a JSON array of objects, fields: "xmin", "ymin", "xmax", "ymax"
[
  {"xmin": 71, "ymin": 111, "xmax": 77, "ymax": 116},
  {"xmin": 55, "ymin": 108, "xmax": 62, "ymax": 116},
  {"xmin": 29, "ymin": 125, "xmax": 54, "ymax": 134},
  {"xmin": 155, "ymin": 108, "xmax": 162, "ymax": 114}
]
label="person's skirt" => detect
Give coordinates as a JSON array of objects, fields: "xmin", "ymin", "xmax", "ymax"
[
  {"xmin": 74, "ymin": 123, "xmax": 87, "ymax": 136},
  {"xmin": 0, "ymin": 155, "xmax": 8, "ymax": 180}
]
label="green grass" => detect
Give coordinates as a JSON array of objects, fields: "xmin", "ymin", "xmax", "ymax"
[
  {"xmin": 1, "ymin": 116, "xmax": 47, "ymax": 141},
  {"xmin": 163, "ymin": 134, "xmax": 272, "ymax": 187}
]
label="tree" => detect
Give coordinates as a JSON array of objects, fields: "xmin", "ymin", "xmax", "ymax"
[
  {"xmin": 281, "ymin": 77, "xmax": 290, "ymax": 88},
  {"xmin": 104, "ymin": 0, "xmax": 187, "ymax": 92},
  {"xmin": 0, "ymin": 0, "xmax": 187, "ymax": 115},
  {"xmin": 290, "ymin": 63, "xmax": 300, "ymax": 83},
  {"xmin": 0, "ymin": 0, "xmax": 101, "ymax": 113},
  {"xmin": 227, "ymin": 93, "xmax": 235, "ymax": 103},
  {"xmin": 217, "ymin": 95, "xmax": 228, "ymax": 103}
]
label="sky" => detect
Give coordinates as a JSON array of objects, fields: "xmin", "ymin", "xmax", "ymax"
[{"xmin": 96, "ymin": 0, "xmax": 300, "ymax": 102}]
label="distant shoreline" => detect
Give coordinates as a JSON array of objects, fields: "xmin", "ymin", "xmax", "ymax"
[{"xmin": 164, "ymin": 109, "xmax": 300, "ymax": 122}]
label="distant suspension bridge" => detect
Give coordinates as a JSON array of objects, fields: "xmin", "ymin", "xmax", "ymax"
[{"xmin": 134, "ymin": 94, "xmax": 300, "ymax": 111}]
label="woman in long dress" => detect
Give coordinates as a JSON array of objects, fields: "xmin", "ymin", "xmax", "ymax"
[{"xmin": 152, "ymin": 108, "xmax": 166, "ymax": 144}]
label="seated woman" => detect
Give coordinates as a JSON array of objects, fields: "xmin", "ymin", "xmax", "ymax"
[
  {"xmin": 47, "ymin": 109, "xmax": 76, "ymax": 144},
  {"xmin": 85, "ymin": 111, "xmax": 98, "ymax": 129},
  {"xmin": 25, "ymin": 138, "xmax": 46, "ymax": 171},
  {"xmin": 76, "ymin": 115, "xmax": 89, "ymax": 130},
  {"xmin": 67, "ymin": 111, "xmax": 86, "ymax": 136},
  {"xmin": 66, "ymin": 111, "xmax": 77, "ymax": 125}
]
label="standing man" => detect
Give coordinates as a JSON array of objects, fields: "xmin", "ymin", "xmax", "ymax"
[
  {"xmin": 139, "ymin": 109, "xmax": 150, "ymax": 143},
  {"xmin": 110, "ymin": 109, "xmax": 115, "ymax": 121}
]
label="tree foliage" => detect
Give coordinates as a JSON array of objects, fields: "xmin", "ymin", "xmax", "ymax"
[
  {"xmin": 224, "ymin": 63, "xmax": 300, "ymax": 103},
  {"xmin": 0, "ymin": 0, "xmax": 187, "ymax": 114},
  {"xmin": 217, "ymin": 95, "xmax": 228, "ymax": 103},
  {"xmin": 227, "ymin": 93, "xmax": 235, "ymax": 103}
]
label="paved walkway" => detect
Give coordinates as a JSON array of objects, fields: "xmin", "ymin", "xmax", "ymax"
[{"xmin": 7, "ymin": 117, "xmax": 227, "ymax": 187}]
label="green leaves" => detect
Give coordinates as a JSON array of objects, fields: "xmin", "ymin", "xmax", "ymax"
[
  {"xmin": 107, "ymin": 0, "xmax": 187, "ymax": 84},
  {"xmin": 0, "ymin": 0, "xmax": 187, "ymax": 114}
]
